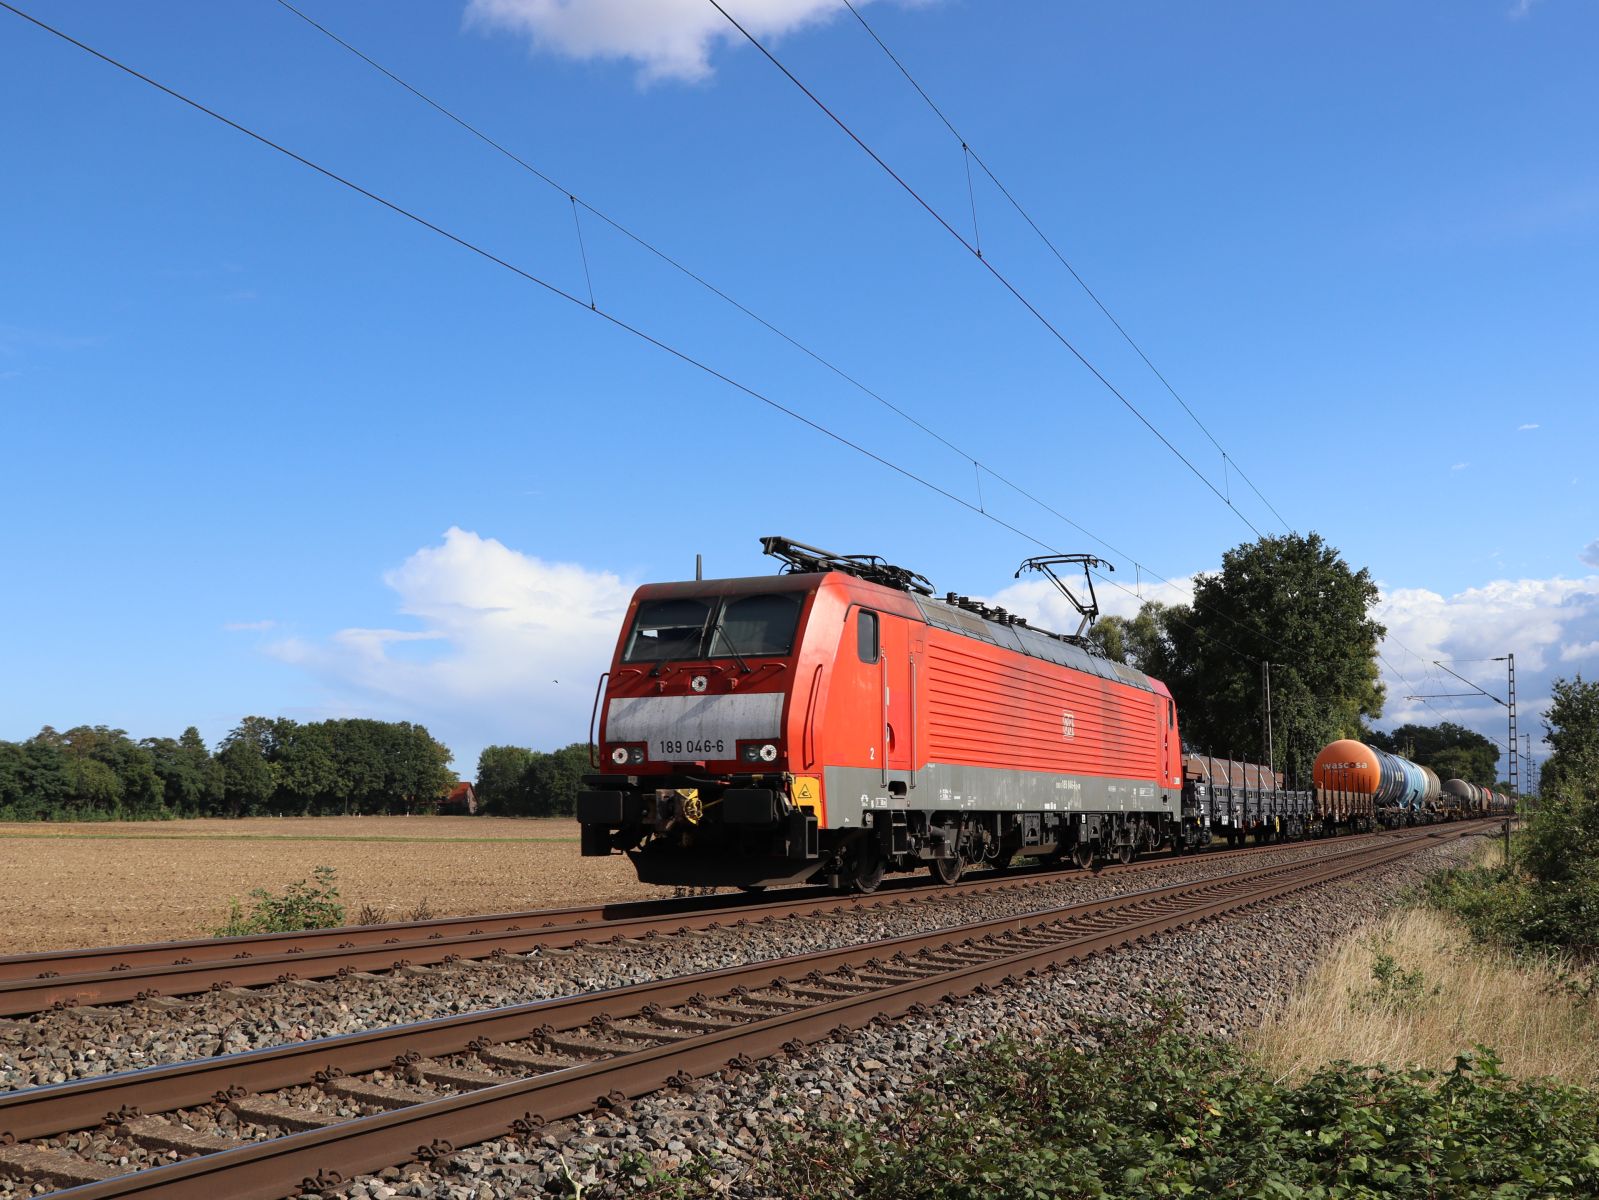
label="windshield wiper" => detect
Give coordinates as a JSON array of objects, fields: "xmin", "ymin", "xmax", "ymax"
[{"xmin": 709, "ymin": 609, "xmax": 753, "ymax": 674}]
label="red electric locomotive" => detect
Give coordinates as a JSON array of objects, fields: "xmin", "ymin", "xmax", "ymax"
[{"xmin": 576, "ymin": 538, "xmax": 1184, "ymax": 892}]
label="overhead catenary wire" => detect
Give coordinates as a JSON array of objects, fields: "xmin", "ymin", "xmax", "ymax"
[
  {"xmin": 708, "ymin": 0, "xmax": 1266, "ymax": 541},
  {"xmin": 0, "ymin": 0, "xmax": 1268, "ymax": 669},
  {"xmin": 266, "ymin": 0, "xmax": 1246, "ymax": 632},
  {"xmin": 267, "ymin": 1, "xmax": 1304, "ymax": 671},
  {"xmin": 7, "ymin": 1, "xmax": 1388, "ymax": 699},
  {"xmin": 274, "ymin": 6, "xmax": 1380, "ymax": 716},
  {"xmin": 837, "ymin": 0, "xmax": 1293, "ymax": 535},
  {"xmin": 269, "ymin": 1, "xmax": 1047, "ymax": 526}
]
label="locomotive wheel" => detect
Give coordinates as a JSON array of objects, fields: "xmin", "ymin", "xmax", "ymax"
[
  {"xmin": 1116, "ymin": 842, "xmax": 1135, "ymax": 865},
  {"xmin": 929, "ymin": 855, "xmax": 964, "ymax": 884},
  {"xmin": 1071, "ymin": 843, "xmax": 1094, "ymax": 870},
  {"xmin": 853, "ymin": 849, "xmax": 886, "ymax": 894}
]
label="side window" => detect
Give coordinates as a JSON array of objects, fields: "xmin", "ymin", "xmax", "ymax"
[
  {"xmin": 1167, "ymin": 700, "xmax": 1174, "ymax": 729},
  {"xmin": 857, "ymin": 610, "xmax": 879, "ymax": 664}
]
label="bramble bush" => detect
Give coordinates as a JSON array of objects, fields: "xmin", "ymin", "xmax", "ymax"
[
  {"xmin": 756, "ymin": 1010, "xmax": 1599, "ymax": 1199},
  {"xmin": 213, "ymin": 865, "xmax": 345, "ymax": 936}
]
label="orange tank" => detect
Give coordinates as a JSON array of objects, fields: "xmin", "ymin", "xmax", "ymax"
[
  {"xmin": 1312, "ymin": 738, "xmax": 1380, "ymax": 822},
  {"xmin": 1313, "ymin": 738, "xmax": 1380, "ymax": 794}
]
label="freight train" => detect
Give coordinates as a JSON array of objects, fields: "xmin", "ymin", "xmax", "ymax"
[{"xmin": 575, "ymin": 538, "xmax": 1509, "ymax": 892}]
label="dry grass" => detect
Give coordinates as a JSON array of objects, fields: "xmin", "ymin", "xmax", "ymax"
[
  {"xmin": 0, "ymin": 816, "xmax": 676, "ymax": 954},
  {"xmin": 1248, "ymin": 905, "xmax": 1599, "ymax": 1086}
]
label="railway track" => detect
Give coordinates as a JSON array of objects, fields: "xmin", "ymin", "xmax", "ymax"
[
  {"xmin": 0, "ymin": 827, "xmax": 1432, "ymax": 1016},
  {"xmin": 0, "ymin": 823, "xmax": 1483, "ymax": 1200}
]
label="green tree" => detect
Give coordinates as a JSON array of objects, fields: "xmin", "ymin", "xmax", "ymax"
[
  {"xmin": 1520, "ymin": 675, "xmax": 1599, "ymax": 888},
  {"xmin": 218, "ymin": 720, "xmax": 276, "ymax": 815},
  {"xmin": 390, "ymin": 721, "xmax": 455, "ymax": 813},
  {"xmin": 1084, "ymin": 602, "xmax": 1178, "ymax": 677},
  {"xmin": 0, "ymin": 738, "xmax": 72, "ymax": 820},
  {"xmin": 181, "ymin": 725, "xmax": 225, "ymax": 812},
  {"xmin": 476, "ymin": 744, "xmax": 535, "ymax": 814},
  {"xmin": 142, "ymin": 726, "xmax": 223, "ymax": 816},
  {"xmin": 522, "ymin": 743, "xmax": 591, "ymax": 818},
  {"xmin": 1153, "ymin": 533, "xmax": 1384, "ymax": 783},
  {"xmin": 35, "ymin": 725, "xmax": 164, "ymax": 819},
  {"xmin": 1539, "ymin": 675, "xmax": 1599, "ymax": 798},
  {"xmin": 273, "ymin": 720, "xmax": 339, "ymax": 814}
]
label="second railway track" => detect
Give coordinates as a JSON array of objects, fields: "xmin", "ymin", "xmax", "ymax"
[{"xmin": 0, "ymin": 824, "xmax": 1486, "ymax": 1200}]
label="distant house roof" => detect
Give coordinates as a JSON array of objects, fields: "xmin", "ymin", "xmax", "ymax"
[{"xmin": 447, "ymin": 782, "xmax": 475, "ymax": 802}]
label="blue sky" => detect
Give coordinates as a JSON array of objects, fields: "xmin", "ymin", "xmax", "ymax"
[{"xmin": 2, "ymin": 0, "xmax": 1595, "ymax": 779}]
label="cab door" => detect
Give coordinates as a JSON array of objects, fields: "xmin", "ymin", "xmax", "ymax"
[{"xmin": 879, "ymin": 614, "xmax": 914, "ymax": 783}]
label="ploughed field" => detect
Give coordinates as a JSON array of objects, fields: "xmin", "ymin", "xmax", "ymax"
[{"xmin": 0, "ymin": 816, "xmax": 669, "ymax": 954}]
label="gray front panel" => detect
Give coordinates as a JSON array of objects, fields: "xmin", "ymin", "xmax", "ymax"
[
  {"xmin": 607, "ymin": 693, "xmax": 783, "ymax": 761},
  {"xmin": 821, "ymin": 762, "xmax": 1173, "ymax": 828}
]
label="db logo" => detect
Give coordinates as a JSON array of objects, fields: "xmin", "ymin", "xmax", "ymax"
[{"xmin": 1062, "ymin": 712, "xmax": 1076, "ymax": 740}]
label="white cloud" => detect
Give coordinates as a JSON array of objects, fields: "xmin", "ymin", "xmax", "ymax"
[
  {"xmin": 223, "ymin": 619, "xmax": 277, "ymax": 632},
  {"xmin": 1450, "ymin": 462, "xmax": 1470, "ymax": 471},
  {"xmin": 267, "ymin": 528, "xmax": 635, "ymax": 767},
  {"xmin": 1374, "ymin": 574, "xmax": 1599, "ymax": 766},
  {"xmin": 1509, "ymin": 0, "xmax": 1541, "ymax": 19},
  {"xmin": 1517, "ymin": 422, "xmax": 1540, "ymax": 431},
  {"xmin": 1581, "ymin": 539, "xmax": 1599, "ymax": 569},
  {"xmin": 465, "ymin": 0, "xmax": 887, "ymax": 84}
]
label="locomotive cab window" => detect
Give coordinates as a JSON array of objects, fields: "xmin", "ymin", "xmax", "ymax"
[
  {"xmin": 707, "ymin": 592, "xmax": 802, "ymax": 658},
  {"xmin": 1168, "ymin": 700, "xmax": 1174, "ymax": 728},
  {"xmin": 623, "ymin": 598, "xmax": 712, "ymax": 662},
  {"xmin": 623, "ymin": 592, "xmax": 803, "ymax": 663},
  {"xmin": 857, "ymin": 610, "xmax": 879, "ymax": 664}
]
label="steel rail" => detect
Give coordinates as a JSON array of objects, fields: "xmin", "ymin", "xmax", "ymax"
[
  {"xmin": 0, "ymin": 827, "xmax": 1427, "ymax": 1014},
  {"xmin": 0, "ymin": 826, "xmax": 1478, "ymax": 1199},
  {"xmin": 0, "ymin": 830, "xmax": 1436, "ymax": 1138}
]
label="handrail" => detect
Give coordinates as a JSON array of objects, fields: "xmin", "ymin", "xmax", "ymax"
[
  {"xmin": 909, "ymin": 653, "xmax": 918, "ymax": 790},
  {"xmin": 880, "ymin": 652, "xmax": 889, "ymax": 788},
  {"xmin": 587, "ymin": 671, "xmax": 610, "ymax": 769},
  {"xmin": 802, "ymin": 663, "xmax": 823, "ymax": 769}
]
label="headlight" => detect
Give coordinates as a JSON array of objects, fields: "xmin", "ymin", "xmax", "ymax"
[
  {"xmin": 608, "ymin": 744, "xmax": 645, "ymax": 766},
  {"xmin": 740, "ymin": 740, "xmax": 780, "ymax": 763}
]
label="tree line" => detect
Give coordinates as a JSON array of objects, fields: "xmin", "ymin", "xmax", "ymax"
[
  {"xmin": 473, "ymin": 743, "xmax": 591, "ymax": 817},
  {"xmin": 0, "ymin": 718, "xmax": 455, "ymax": 821},
  {"xmin": 1082, "ymin": 531, "xmax": 1512, "ymax": 790}
]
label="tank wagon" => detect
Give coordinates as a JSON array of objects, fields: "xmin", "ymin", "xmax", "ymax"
[
  {"xmin": 1311, "ymin": 738, "xmax": 1442, "ymax": 827},
  {"xmin": 1441, "ymin": 778, "xmax": 1515, "ymax": 818},
  {"xmin": 1444, "ymin": 777, "xmax": 1488, "ymax": 817},
  {"xmin": 577, "ymin": 538, "xmax": 1183, "ymax": 891}
]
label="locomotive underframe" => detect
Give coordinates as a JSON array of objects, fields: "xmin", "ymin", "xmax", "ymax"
[{"xmin": 576, "ymin": 767, "xmax": 1381, "ymax": 890}]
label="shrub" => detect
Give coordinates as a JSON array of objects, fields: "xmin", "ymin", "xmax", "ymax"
[
  {"xmin": 1424, "ymin": 852, "xmax": 1599, "ymax": 959},
  {"xmin": 213, "ymin": 865, "xmax": 346, "ymax": 936},
  {"xmin": 753, "ymin": 1012, "xmax": 1599, "ymax": 1199}
]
